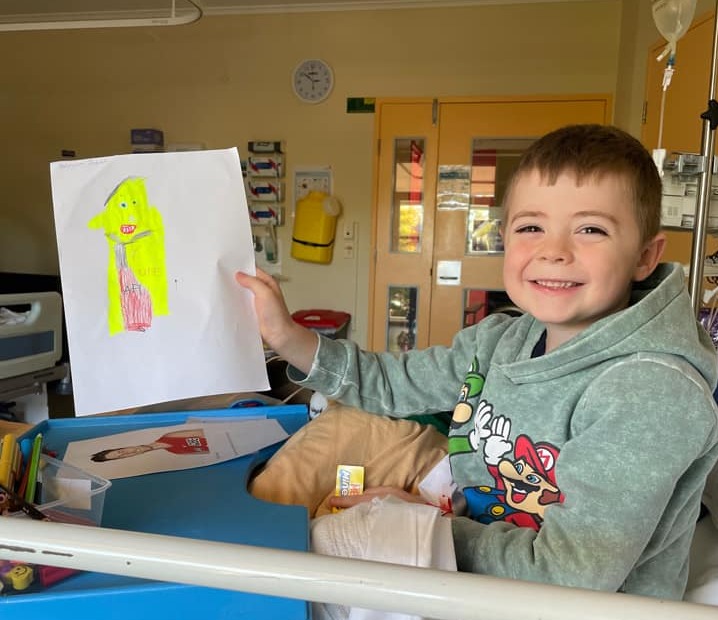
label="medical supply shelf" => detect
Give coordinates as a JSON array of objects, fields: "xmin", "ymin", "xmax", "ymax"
[{"xmin": 0, "ymin": 404, "xmax": 311, "ymax": 619}]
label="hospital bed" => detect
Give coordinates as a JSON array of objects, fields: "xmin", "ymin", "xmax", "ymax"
[
  {"xmin": 1, "ymin": 288, "xmax": 717, "ymax": 618},
  {"xmin": 0, "ymin": 402, "xmax": 717, "ymax": 620},
  {"xmin": 0, "ymin": 290, "xmax": 67, "ymax": 405}
]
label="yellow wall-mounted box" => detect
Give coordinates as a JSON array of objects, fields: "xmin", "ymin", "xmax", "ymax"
[{"xmin": 291, "ymin": 191, "xmax": 339, "ymax": 264}]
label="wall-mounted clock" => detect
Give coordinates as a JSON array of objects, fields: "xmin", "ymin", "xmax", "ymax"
[{"xmin": 292, "ymin": 58, "xmax": 334, "ymax": 104}]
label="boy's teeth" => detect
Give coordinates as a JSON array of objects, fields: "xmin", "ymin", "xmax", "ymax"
[{"xmin": 536, "ymin": 280, "xmax": 577, "ymax": 289}]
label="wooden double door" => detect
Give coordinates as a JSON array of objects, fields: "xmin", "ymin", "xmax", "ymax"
[{"xmin": 369, "ymin": 95, "xmax": 611, "ymax": 352}]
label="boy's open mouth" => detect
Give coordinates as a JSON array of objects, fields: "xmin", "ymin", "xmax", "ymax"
[{"xmin": 533, "ymin": 280, "xmax": 580, "ymax": 289}]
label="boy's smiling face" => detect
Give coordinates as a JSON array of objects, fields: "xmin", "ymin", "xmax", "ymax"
[{"xmin": 502, "ymin": 169, "xmax": 665, "ymax": 352}]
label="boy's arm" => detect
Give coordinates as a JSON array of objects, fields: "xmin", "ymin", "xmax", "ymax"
[
  {"xmin": 235, "ymin": 269, "xmax": 318, "ymax": 374},
  {"xmin": 291, "ymin": 313, "xmax": 512, "ymax": 417},
  {"xmin": 290, "ymin": 325, "xmax": 485, "ymax": 416}
]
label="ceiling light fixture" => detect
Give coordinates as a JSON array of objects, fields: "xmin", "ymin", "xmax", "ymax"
[{"xmin": 0, "ymin": 0, "xmax": 202, "ymax": 31}]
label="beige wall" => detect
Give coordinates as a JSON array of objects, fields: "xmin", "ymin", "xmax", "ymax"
[{"xmin": 0, "ymin": 0, "xmax": 645, "ymax": 347}]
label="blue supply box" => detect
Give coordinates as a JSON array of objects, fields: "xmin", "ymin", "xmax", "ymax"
[{"xmin": 0, "ymin": 405, "xmax": 310, "ymax": 619}]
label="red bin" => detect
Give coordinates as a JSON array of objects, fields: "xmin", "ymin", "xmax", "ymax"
[{"xmin": 291, "ymin": 309, "xmax": 351, "ymax": 339}]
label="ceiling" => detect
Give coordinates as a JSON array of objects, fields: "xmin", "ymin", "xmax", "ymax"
[{"xmin": 0, "ymin": 0, "xmax": 595, "ymax": 30}]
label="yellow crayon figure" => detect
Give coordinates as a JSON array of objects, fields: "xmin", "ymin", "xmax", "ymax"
[{"xmin": 89, "ymin": 177, "xmax": 169, "ymax": 335}]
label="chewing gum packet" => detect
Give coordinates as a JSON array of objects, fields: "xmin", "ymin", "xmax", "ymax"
[{"xmin": 333, "ymin": 464, "xmax": 365, "ymax": 513}]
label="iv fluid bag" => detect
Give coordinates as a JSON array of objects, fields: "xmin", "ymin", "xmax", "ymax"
[{"xmin": 652, "ymin": 0, "xmax": 697, "ymax": 53}]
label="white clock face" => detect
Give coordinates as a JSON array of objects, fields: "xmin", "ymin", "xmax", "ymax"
[{"xmin": 292, "ymin": 59, "xmax": 334, "ymax": 103}]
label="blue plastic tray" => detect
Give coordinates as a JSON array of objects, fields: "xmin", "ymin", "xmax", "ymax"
[{"xmin": 0, "ymin": 405, "xmax": 311, "ymax": 619}]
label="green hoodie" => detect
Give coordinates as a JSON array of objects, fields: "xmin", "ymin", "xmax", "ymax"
[{"xmin": 294, "ymin": 262, "xmax": 718, "ymax": 599}]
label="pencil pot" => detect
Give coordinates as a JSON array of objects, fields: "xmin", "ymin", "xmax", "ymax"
[
  {"xmin": 1, "ymin": 456, "xmax": 111, "ymax": 595},
  {"xmin": 31, "ymin": 454, "xmax": 111, "ymax": 526}
]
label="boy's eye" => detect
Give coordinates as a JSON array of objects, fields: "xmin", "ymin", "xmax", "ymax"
[
  {"xmin": 578, "ymin": 226, "xmax": 607, "ymax": 235},
  {"xmin": 515, "ymin": 224, "xmax": 542, "ymax": 233}
]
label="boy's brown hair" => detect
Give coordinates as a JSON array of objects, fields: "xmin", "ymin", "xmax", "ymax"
[{"xmin": 506, "ymin": 124, "xmax": 662, "ymax": 243}]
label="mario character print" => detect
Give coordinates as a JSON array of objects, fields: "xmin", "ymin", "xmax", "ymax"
[
  {"xmin": 447, "ymin": 356, "xmax": 564, "ymax": 531},
  {"xmin": 462, "ymin": 407, "xmax": 564, "ymax": 531}
]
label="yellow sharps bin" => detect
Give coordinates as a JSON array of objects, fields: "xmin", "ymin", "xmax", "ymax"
[{"xmin": 291, "ymin": 191, "xmax": 340, "ymax": 264}]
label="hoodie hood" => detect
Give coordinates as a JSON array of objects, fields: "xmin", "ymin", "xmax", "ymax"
[{"xmin": 498, "ymin": 263, "xmax": 718, "ymax": 388}]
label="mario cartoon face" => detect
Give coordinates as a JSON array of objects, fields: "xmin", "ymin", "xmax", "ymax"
[
  {"xmin": 451, "ymin": 358, "xmax": 485, "ymax": 428},
  {"xmin": 497, "ymin": 435, "xmax": 562, "ymax": 519}
]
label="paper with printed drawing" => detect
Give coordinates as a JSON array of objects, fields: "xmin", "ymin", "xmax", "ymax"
[
  {"xmin": 62, "ymin": 419, "xmax": 288, "ymax": 480},
  {"xmin": 50, "ymin": 148, "xmax": 270, "ymax": 416}
]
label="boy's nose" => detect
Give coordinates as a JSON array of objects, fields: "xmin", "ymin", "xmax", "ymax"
[{"xmin": 539, "ymin": 237, "xmax": 571, "ymax": 263}]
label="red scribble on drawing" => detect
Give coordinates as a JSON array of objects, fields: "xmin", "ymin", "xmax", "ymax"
[{"xmin": 118, "ymin": 268, "xmax": 152, "ymax": 332}]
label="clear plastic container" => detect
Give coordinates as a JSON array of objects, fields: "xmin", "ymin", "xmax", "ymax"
[
  {"xmin": 31, "ymin": 454, "xmax": 111, "ymax": 526},
  {"xmin": 2, "ymin": 455, "xmax": 112, "ymax": 594}
]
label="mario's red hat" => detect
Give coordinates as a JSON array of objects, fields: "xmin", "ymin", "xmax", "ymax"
[{"xmin": 514, "ymin": 435, "xmax": 560, "ymax": 487}]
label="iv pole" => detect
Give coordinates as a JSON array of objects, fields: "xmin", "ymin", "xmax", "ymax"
[{"xmin": 688, "ymin": 0, "xmax": 718, "ymax": 316}]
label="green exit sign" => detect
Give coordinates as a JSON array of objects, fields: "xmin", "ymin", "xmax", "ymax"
[{"xmin": 346, "ymin": 97, "xmax": 375, "ymax": 114}]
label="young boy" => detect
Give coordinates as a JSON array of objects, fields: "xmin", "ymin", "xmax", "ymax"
[{"xmin": 236, "ymin": 124, "xmax": 718, "ymax": 600}]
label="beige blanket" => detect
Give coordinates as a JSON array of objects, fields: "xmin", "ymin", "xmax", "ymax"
[{"xmin": 249, "ymin": 404, "xmax": 449, "ymax": 517}]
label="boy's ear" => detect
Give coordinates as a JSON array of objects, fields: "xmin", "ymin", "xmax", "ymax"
[{"xmin": 633, "ymin": 232, "xmax": 666, "ymax": 282}]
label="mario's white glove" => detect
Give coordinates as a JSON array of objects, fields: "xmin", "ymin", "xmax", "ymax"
[
  {"xmin": 483, "ymin": 416, "xmax": 512, "ymax": 465},
  {"xmin": 468, "ymin": 400, "xmax": 494, "ymax": 451}
]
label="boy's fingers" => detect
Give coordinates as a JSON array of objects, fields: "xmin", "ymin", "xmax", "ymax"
[
  {"xmin": 328, "ymin": 487, "xmax": 421, "ymax": 509},
  {"xmin": 236, "ymin": 268, "xmax": 280, "ymax": 295},
  {"xmin": 329, "ymin": 494, "xmax": 373, "ymax": 509},
  {"xmin": 255, "ymin": 268, "xmax": 281, "ymax": 293}
]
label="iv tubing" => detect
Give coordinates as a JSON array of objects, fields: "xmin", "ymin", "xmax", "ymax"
[{"xmin": 657, "ymin": 55, "xmax": 675, "ymax": 149}]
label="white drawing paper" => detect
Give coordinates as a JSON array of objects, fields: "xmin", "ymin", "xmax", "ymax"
[
  {"xmin": 62, "ymin": 419, "xmax": 289, "ymax": 480},
  {"xmin": 50, "ymin": 148, "xmax": 270, "ymax": 416}
]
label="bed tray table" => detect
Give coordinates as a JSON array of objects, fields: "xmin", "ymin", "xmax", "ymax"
[{"xmin": 0, "ymin": 404, "xmax": 310, "ymax": 620}]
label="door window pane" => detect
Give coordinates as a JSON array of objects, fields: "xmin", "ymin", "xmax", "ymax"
[
  {"xmin": 391, "ymin": 139, "xmax": 425, "ymax": 253},
  {"xmin": 470, "ymin": 138, "xmax": 534, "ymax": 207},
  {"xmin": 467, "ymin": 207, "xmax": 503, "ymax": 254},
  {"xmin": 465, "ymin": 138, "xmax": 535, "ymax": 254},
  {"xmin": 387, "ymin": 286, "xmax": 417, "ymax": 352}
]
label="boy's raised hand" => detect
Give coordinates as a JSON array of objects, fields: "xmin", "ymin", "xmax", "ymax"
[{"xmin": 235, "ymin": 268, "xmax": 318, "ymax": 374}]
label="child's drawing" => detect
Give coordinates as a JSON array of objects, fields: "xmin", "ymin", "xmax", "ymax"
[
  {"xmin": 88, "ymin": 177, "xmax": 169, "ymax": 335},
  {"xmin": 51, "ymin": 148, "xmax": 271, "ymax": 415}
]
